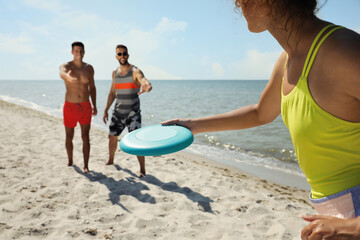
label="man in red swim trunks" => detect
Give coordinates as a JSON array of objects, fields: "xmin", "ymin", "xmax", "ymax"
[{"xmin": 59, "ymin": 42, "xmax": 97, "ymax": 173}]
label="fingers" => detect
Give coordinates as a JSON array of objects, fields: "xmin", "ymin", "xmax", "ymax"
[
  {"xmin": 71, "ymin": 76, "xmax": 78, "ymax": 81},
  {"xmin": 305, "ymin": 232, "xmax": 325, "ymax": 240},
  {"xmin": 301, "ymin": 215, "xmax": 340, "ymax": 240},
  {"xmin": 140, "ymin": 81, "xmax": 152, "ymax": 91},
  {"xmin": 138, "ymin": 84, "xmax": 152, "ymax": 95},
  {"xmin": 103, "ymin": 113, "xmax": 108, "ymax": 124},
  {"xmin": 92, "ymin": 107, "xmax": 98, "ymax": 116},
  {"xmin": 161, "ymin": 118, "xmax": 197, "ymax": 135},
  {"xmin": 67, "ymin": 70, "xmax": 73, "ymax": 78},
  {"xmin": 302, "ymin": 215, "xmax": 335, "ymax": 222},
  {"xmin": 161, "ymin": 119, "xmax": 180, "ymax": 126},
  {"xmin": 301, "ymin": 222, "xmax": 322, "ymax": 240},
  {"xmin": 301, "ymin": 215, "xmax": 325, "ymax": 240},
  {"xmin": 302, "ymin": 215, "xmax": 318, "ymax": 222},
  {"xmin": 301, "ymin": 225, "xmax": 312, "ymax": 240},
  {"xmin": 66, "ymin": 70, "xmax": 78, "ymax": 81}
]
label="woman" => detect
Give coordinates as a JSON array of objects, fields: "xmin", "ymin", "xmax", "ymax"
[{"xmin": 163, "ymin": 0, "xmax": 360, "ymax": 239}]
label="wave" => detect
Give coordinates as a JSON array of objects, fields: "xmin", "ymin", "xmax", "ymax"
[
  {"xmin": 0, "ymin": 94, "xmax": 308, "ymax": 189},
  {"xmin": 0, "ymin": 94, "xmax": 62, "ymax": 118}
]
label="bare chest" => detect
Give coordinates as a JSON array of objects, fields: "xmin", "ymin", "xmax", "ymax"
[{"xmin": 69, "ymin": 67, "xmax": 90, "ymax": 84}]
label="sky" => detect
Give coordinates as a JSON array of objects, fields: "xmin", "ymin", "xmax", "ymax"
[{"xmin": 0, "ymin": 0, "xmax": 359, "ymax": 80}]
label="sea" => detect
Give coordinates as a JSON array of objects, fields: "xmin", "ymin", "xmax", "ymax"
[{"xmin": 0, "ymin": 80, "xmax": 310, "ymax": 189}]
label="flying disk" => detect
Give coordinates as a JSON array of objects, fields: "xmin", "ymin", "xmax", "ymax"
[{"xmin": 120, "ymin": 124, "xmax": 194, "ymax": 156}]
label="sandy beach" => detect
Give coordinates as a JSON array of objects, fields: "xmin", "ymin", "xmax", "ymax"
[{"xmin": 0, "ymin": 99, "xmax": 315, "ymax": 239}]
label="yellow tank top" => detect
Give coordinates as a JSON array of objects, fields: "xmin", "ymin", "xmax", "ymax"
[{"xmin": 281, "ymin": 24, "xmax": 360, "ymax": 199}]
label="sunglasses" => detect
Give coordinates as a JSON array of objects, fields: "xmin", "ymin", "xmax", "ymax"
[{"xmin": 117, "ymin": 52, "xmax": 128, "ymax": 57}]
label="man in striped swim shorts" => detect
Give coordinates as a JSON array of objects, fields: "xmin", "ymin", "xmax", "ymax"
[{"xmin": 103, "ymin": 44, "xmax": 152, "ymax": 177}]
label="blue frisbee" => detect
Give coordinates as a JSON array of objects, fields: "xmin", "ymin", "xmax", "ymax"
[{"xmin": 119, "ymin": 124, "xmax": 194, "ymax": 156}]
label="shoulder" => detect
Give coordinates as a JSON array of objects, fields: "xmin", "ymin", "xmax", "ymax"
[
  {"xmin": 84, "ymin": 63, "xmax": 94, "ymax": 71},
  {"xmin": 320, "ymin": 28, "xmax": 360, "ymax": 94},
  {"xmin": 321, "ymin": 28, "xmax": 360, "ymax": 73},
  {"xmin": 60, "ymin": 62, "xmax": 71, "ymax": 69},
  {"xmin": 272, "ymin": 51, "xmax": 288, "ymax": 77},
  {"xmin": 132, "ymin": 66, "xmax": 143, "ymax": 76},
  {"xmin": 275, "ymin": 51, "xmax": 288, "ymax": 66},
  {"xmin": 325, "ymin": 28, "xmax": 360, "ymax": 59},
  {"xmin": 132, "ymin": 65, "xmax": 141, "ymax": 72}
]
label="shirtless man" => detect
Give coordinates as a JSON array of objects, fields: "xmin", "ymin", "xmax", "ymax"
[{"xmin": 59, "ymin": 42, "xmax": 97, "ymax": 173}]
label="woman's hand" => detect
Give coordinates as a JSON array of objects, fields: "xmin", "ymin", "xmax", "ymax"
[
  {"xmin": 301, "ymin": 215, "xmax": 360, "ymax": 240},
  {"xmin": 161, "ymin": 118, "xmax": 198, "ymax": 135}
]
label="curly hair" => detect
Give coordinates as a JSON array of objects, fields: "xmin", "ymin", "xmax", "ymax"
[
  {"xmin": 235, "ymin": 0, "xmax": 325, "ymax": 49},
  {"xmin": 235, "ymin": 0, "xmax": 322, "ymax": 30},
  {"xmin": 270, "ymin": 0, "xmax": 318, "ymax": 18},
  {"xmin": 268, "ymin": 0, "xmax": 319, "ymax": 31}
]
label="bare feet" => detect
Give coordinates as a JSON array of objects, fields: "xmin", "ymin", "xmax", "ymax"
[
  {"xmin": 139, "ymin": 170, "xmax": 146, "ymax": 178},
  {"xmin": 68, "ymin": 159, "xmax": 73, "ymax": 166},
  {"xmin": 83, "ymin": 167, "xmax": 90, "ymax": 174},
  {"xmin": 105, "ymin": 160, "xmax": 114, "ymax": 165}
]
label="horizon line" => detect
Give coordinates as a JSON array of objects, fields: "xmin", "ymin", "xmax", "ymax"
[{"xmin": 0, "ymin": 79, "xmax": 268, "ymax": 81}]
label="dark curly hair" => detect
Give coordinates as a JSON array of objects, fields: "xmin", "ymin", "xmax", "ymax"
[
  {"xmin": 267, "ymin": 0, "xmax": 320, "ymax": 31},
  {"xmin": 235, "ymin": 0, "xmax": 323, "ymax": 30},
  {"xmin": 270, "ymin": 0, "xmax": 318, "ymax": 18},
  {"xmin": 235, "ymin": 0, "xmax": 326, "ymax": 48}
]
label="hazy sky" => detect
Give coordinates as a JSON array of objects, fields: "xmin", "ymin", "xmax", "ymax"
[{"xmin": 1, "ymin": 0, "xmax": 359, "ymax": 80}]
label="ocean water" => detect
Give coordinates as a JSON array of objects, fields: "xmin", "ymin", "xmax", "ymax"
[{"xmin": 0, "ymin": 80, "xmax": 308, "ymax": 188}]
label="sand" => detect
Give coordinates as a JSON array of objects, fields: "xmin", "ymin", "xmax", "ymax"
[{"xmin": 0, "ymin": 99, "xmax": 315, "ymax": 239}]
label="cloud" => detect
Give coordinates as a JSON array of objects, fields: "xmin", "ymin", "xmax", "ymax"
[
  {"xmin": 82, "ymin": 17, "xmax": 187, "ymax": 79},
  {"xmin": 212, "ymin": 63, "xmax": 224, "ymax": 77},
  {"xmin": 75, "ymin": 17, "xmax": 182, "ymax": 80},
  {"xmin": 0, "ymin": 33, "xmax": 35, "ymax": 54},
  {"xmin": 58, "ymin": 11, "xmax": 104, "ymax": 30},
  {"xmin": 82, "ymin": 27, "xmax": 161, "ymax": 80},
  {"xmin": 21, "ymin": 0, "xmax": 65, "ymax": 13},
  {"xmin": 1, "ymin": 1, "xmax": 188, "ymax": 80},
  {"xmin": 155, "ymin": 17, "xmax": 187, "ymax": 33},
  {"xmin": 123, "ymin": 29, "xmax": 160, "ymax": 55},
  {"xmin": 228, "ymin": 49, "xmax": 282, "ymax": 79},
  {"xmin": 20, "ymin": 57, "xmax": 57, "ymax": 79},
  {"xmin": 140, "ymin": 65, "xmax": 182, "ymax": 80},
  {"xmin": 17, "ymin": 21, "xmax": 50, "ymax": 36}
]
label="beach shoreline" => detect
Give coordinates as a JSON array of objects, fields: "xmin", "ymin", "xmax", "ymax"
[{"xmin": 0, "ymin": 99, "xmax": 315, "ymax": 239}]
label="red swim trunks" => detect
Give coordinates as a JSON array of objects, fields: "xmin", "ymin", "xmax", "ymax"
[{"xmin": 63, "ymin": 101, "xmax": 92, "ymax": 128}]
